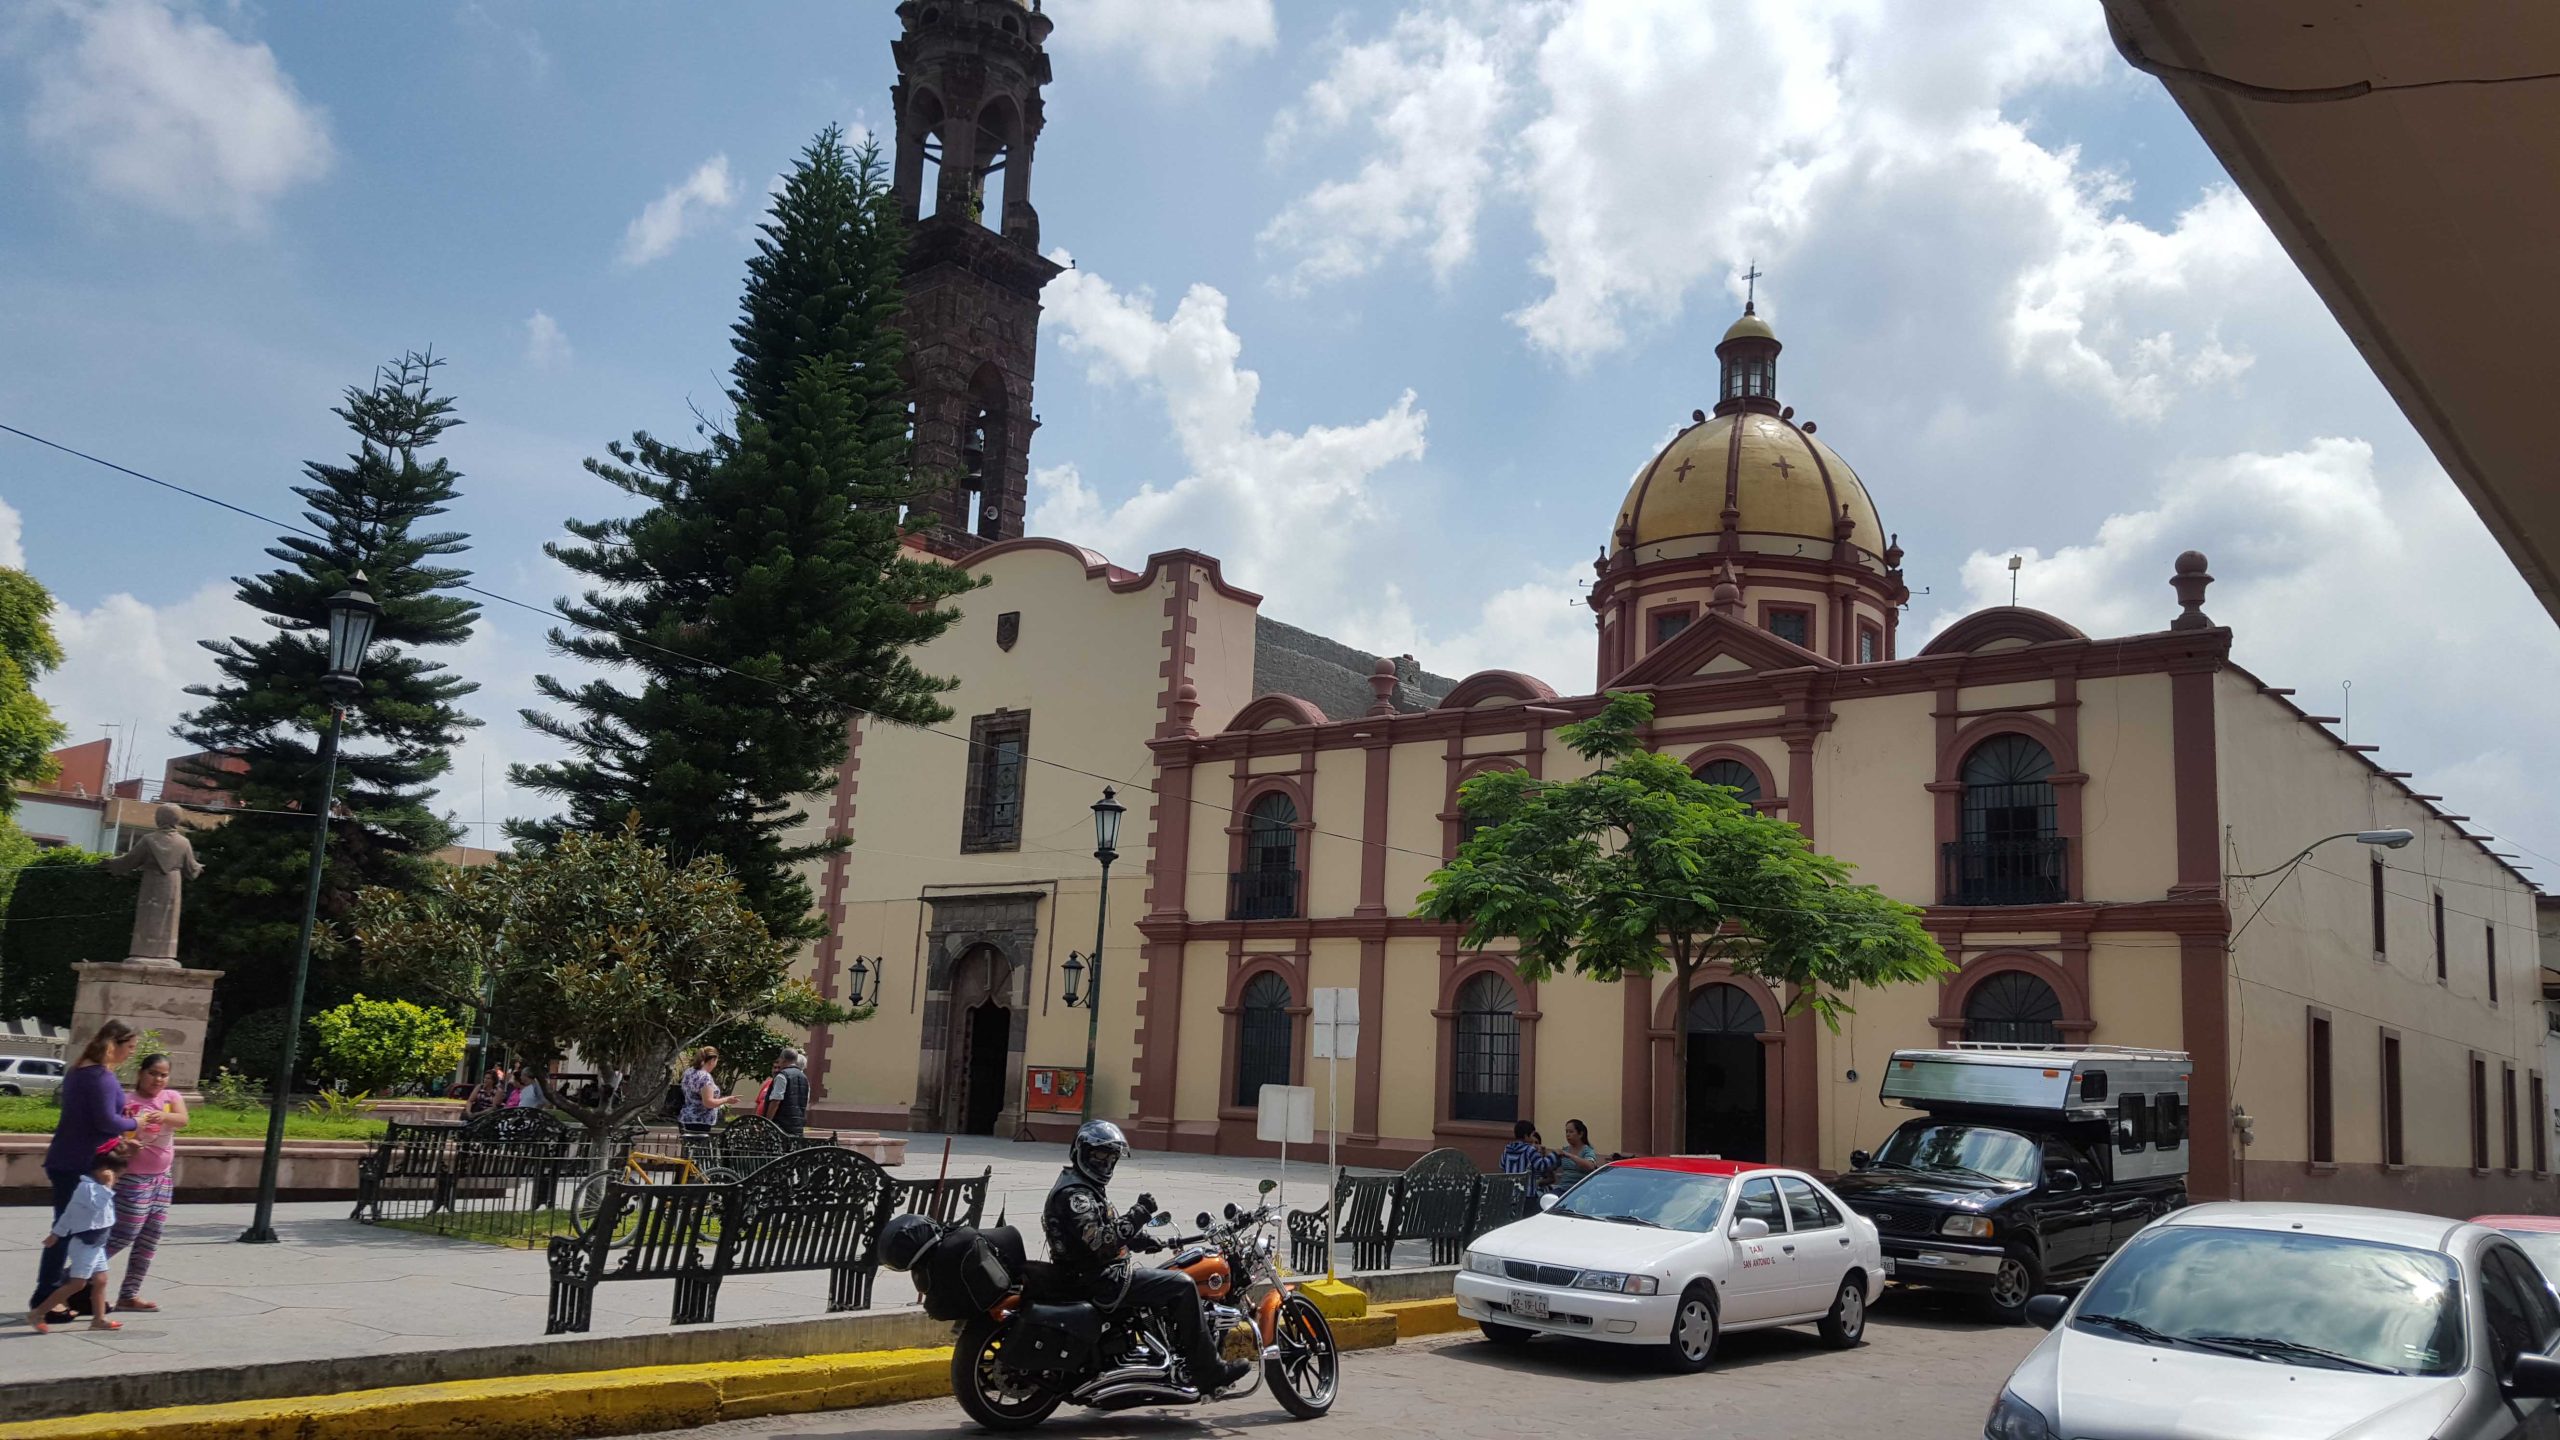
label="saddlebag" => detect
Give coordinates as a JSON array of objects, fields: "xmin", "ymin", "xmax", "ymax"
[
  {"xmin": 1007, "ymin": 1302, "xmax": 1103, "ymax": 1377},
  {"xmin": 916, "ymin": 1226, "xmax": 1016, "ymax": 1323}
]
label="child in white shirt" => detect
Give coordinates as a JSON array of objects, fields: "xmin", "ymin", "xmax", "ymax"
[{"xmin": 31, "ymin": 1145, "xmax": 129, "ymax": 1333}]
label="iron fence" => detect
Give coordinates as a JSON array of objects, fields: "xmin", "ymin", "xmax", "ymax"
[
  {"xmin": 1227, "ymin": 867, "xmax": 1300, "ymax": 920},
  {"xmin": 1939, "ymin": 836, "xmax": 2069, "ymax": 906}
]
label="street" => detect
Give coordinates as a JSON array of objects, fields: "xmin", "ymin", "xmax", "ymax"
[{"xmin": 622, "ymin": 1299, "xmax": 2035, "ymax": 1440}]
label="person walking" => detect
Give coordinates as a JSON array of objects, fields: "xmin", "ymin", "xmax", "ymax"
[
  {"xmin": 676, "ymin": 1046, "xmax": 734, "ymax": 1137},
  {"xmin": 105, "ymin": 1054, "xmax": 186, "ymax": 1312},
  {"xmin": 27, "ymin": 1021, "xmax": 151, "ymax": 1325},
  {"xmin": 762, "ymin": 1050, "xmax": 810, "ymax": 1137},
  {"xmin": 30, "ymin": 1145, "xmax": 131, "ymax": 1333}
]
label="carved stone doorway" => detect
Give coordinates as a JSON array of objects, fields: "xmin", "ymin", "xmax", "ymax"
[{"xmin": 912, "ymin": 893, "xmax": 1041, "ymax": 1136}]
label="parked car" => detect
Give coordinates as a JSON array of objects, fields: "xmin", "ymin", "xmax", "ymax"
[
  {"xmin": 1992, "ymin": 1203, "xmax": 2560, "ymax": 1440},
  {"xmin": 1832, "ymin": 1045, "xmax": 2189, "ymax": 1322},
  {"xmin": 2476, "ymin": 1214, "xmax": 2560, "ymax": 1298},
  {"xmin": 1454, "ymin": 1157, "xmax": 1884, "ymax": 1372},
  {"xmin": 0, "ymin": 1055, "xmax": 66, "ymax": 1096}
]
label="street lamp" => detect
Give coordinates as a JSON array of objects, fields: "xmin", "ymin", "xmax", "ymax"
[
  {"xmin": 1073, "ymin": 788, "xmax": 1124, "ymax": 1123},
  {"xmin": 846, "ymin": 954, "xmax": 875, "ymax": 1008},
  {"xmin": 2226, "ymin": 828, "xmax": 2419, "ymax": 949},
  {"xmin": 1061, "ymin": 951, "xmax": 1088, "ymax": 1009},
  {"xmin": 240, "ymin": 573, "xmax": 378, "ymax": 1245}
]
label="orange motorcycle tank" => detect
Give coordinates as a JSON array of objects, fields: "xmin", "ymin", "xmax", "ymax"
[{"xmin": 1178, "ymin": 1254, "xmax": 1235, "ymax": 1299}]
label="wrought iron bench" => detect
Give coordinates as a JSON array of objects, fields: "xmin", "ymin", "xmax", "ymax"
[
  {"xmin": 885, "ymin": 1166, "xmax": 992, "ymax": 1228},
  {"xmin": 1471, "ymin": 1170, "xmax": 1537, "ymax": 1232},
  {"xmin": 544, "ymin": 1147, "xmax": 904, "ymax": 1333},
  {"xmin": 1287, "ymin": 1170, "xmax": 1397, "ymax": 1274},
  {"xmin": 1390, "ymin": 1147, "xmax": 1484, "ymax": 1266},
  {"xmin": 351, "ymin": 1119, "xmax": 463, "ymax": 1221}
]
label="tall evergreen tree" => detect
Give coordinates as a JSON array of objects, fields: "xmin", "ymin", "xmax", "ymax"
[
  {"xmin": 515, "ymin": 129, "xmax": 976, "ymax": 938},
  {"xmin": 180, "ymin": 353, "xmax": 479, "ymax": 1020}
]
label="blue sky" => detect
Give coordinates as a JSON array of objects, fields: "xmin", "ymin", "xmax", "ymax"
[{"xmin": 4, "ymin": 0, "xmax": 2555, "ymax": 879}]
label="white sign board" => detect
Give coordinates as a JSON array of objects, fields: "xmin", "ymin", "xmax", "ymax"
[
  {"xmin": 1310, "ymin": 987, "xmax": 1360, "ymax": 1060},
  {"xmin": 1256, "ymin": 1084, "xmax": 1316, "ymax": 1145}
]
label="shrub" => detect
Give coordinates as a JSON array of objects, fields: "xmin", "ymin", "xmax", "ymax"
[
  {"xmin": 307, "ymin": 994, "xmax": 465, "ymax": 1096},
  {"xmin": 201, "ymin": 1065, "xmax": 265, "ymax": 1109},
  {"xmin": 213, "ymin": 1007, "xmax": 297, "ymax": 1088},
  {"xmin": 0, "ymin": 847, "xmax": 133, "ymax": 1024}
]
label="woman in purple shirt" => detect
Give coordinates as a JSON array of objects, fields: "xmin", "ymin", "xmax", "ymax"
[{"xmin": 28, "ymin": 1021, "xmax": 151, "ymax": 1324}]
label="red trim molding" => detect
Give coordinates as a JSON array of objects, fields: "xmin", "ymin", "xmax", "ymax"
[{"xmin": 805, "ymin": 715, "xmax": 866, "ymax": 1098}]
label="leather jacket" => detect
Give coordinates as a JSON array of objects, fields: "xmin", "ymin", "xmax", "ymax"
[{"xmin": 1041, "ymin": 1166, "xmax": 1155, "ymax": 1305}]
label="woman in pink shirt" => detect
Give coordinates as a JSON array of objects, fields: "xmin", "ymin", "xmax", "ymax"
[{"xmin": 106, "ymin": 1054, "xmax": 187, "ymax": 1311}]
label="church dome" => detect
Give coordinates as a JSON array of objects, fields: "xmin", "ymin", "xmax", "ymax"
[
  {"xmin": 1613, "ymin": 410, "xmax": 1886, "ymax": 555},
  {"xmin": 1611, "ymin": 304, "xmax": 1886, "ymax": 557}
]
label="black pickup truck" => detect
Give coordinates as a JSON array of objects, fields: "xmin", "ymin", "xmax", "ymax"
[{"xmin": 1828, "ymin": 1107, "xmax": 2186, "ymax": 1323}]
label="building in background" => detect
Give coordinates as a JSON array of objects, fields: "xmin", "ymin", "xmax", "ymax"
[{"xmin": 781, "ymin": 0, "xmax": 2551, "ymax": 1215}]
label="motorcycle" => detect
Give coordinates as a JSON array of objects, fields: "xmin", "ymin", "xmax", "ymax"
[{"xmin": 887, "ymin": 1178, "xmax": 1339, "ymax": 1430}]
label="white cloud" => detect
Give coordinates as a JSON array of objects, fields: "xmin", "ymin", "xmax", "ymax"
[
  {"xmin": 1935, "ymin": 440, "xmax": 2560, "ymax": 871},
  {"xmin": 0, "ymin": 497, "xmax": 24, "ymax": 570},
  {"xmin": 617, "ymin": 155, "xmax": 737, "ymax": 268},
  {"xmin": 23, "ymin": 0, "xmax": 334, "ymax": 229},
  {"xmin": 1259, "ymin": 4, "xmax": 1532, "ymax": 288},
  {"xmin": 1048, "ymin": 0, "xmax": 1275, "ymax": 87},
  {"xmin": 522, "ymin": 310, "xmax": 571, "ymax": 369},
  {"xmin": 37, "ymin": 580, "xmax": 257, "ymax": 787}
]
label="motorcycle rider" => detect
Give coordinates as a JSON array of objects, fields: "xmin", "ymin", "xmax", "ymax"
[{"xmin": 1044, "ymin": 1120, "xmax": 1252, "ymax": 1391}]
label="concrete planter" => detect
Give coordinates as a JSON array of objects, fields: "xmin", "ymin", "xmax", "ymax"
[{"xmin": 0, "ymin": 1133, "xmax": 372, "ymax": 1203}]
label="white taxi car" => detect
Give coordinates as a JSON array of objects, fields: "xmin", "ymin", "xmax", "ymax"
[{"xmin": 1455, "ymin": 1158, "xmax": 1885, "ymax": 1371}]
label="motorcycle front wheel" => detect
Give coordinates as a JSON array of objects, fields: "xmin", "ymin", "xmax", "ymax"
[
  {"xmin": 1265, "ymin": 1294, "xmax": 1339, "ymax": 1419},
  {"xmin": 950, "ymin": 1317, "xmax": 1063, "ymax": 1431}
]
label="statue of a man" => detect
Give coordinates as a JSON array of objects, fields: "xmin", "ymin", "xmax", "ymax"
[{"xmin": 104, "ymin": 805, "xmax": 203, "ymax": 966}]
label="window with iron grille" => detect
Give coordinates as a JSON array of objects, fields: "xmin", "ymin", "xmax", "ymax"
[
  {"xmin": 2535, "ymin": 1076, "xmax": 2548, "ymax": 1174},
  {"xmin": 1962, "ymin": 970, "xmax": 2063, "ymax": 1046},
  {"xmin": 1229, "ymin": 791, "xmax": 1302, "ymax": 920},
  {"xmin": 2488, "ymin": 924, "xmax": 2499, "ymax": 1003},
  {"xmin": 960, "ymin": 711, "xmax": 1029, "ymax": 852},
  {"xmin": 2473, "ymin": 1055, "xmax": 2491, "ymax": 1171},
  {"xmin": 1765, "ymin": 606, "xmax": 1812, "ymax": 648},
  {"xmin": 1695, "ymin": 759, "xmax": 1763, "ymax": 810},
  {"xmin": 2435, "ymin": 893, "xmax": 2448, "ymax": 981},
  {"xmin": 2381, "ymin": 1033, "xmax": 2406, "ymax": 1166},
  {"xmin": 1945, "ymin": 734, "xmax": 2065, "ymax": 905},
  {"xmin": 2371, "ymin": 856, "xmax": 2387, "ymax": 956},
  {"xmin": 2505, "ymin": 1065, "xmax": 2520, "ymax": 1172},
  {"xmin": 1857, "ymin": 623, "xmax": 1882, "ymax": 664},
  {"xmin": 1232, "ymin": 972, "xmax": 1294, "ymax": 1108},
  {"xmin": 1452, "ymin": 972, "xmax": 1520, "ymax": 1123},
  {"xmin": 1651, "ymin": 609, "xmax": 1692, "ymax": 646},
  {"xmin": 2308, "ymin": 1013, "xmax": 2334, "ymax": 1164}
]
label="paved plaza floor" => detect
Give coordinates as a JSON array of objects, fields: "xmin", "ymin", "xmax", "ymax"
[
  {"xmin": 0, "ymin": 1135, "xmax": 1353, "ymax": 1388},
  {"xmin": 623, "ymin": 1301, "xmax": 2038, "ymax": 1439}
]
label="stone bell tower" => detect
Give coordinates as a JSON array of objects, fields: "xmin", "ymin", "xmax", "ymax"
[{"xmin": 890, "ymin": 0, "xmax": 1064, "ymax": 557}]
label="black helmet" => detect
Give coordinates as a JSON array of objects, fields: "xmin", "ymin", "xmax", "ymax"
[
  {"xmin": 879, "ymin": 1212, "xmax": 942, "ymax": 1272},
  {"xmin": 1071, "ymin": 1119, "xmax": 1129, "ymax": 1186}
]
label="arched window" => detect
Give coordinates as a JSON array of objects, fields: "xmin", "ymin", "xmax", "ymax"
[
  {"xmin": 1686, "ymin": 982, "xmax": 1766, "ymax": 1036},
  {"xmin": 1696, "ymin": 759, "xmax": 1764, "ymax": 809},
  {"xmin": 1232, "ymin": 972, "xmax": 1294, "ymax": 1108},
  {"xmin": 1951, "ymin": 734, "xmax": 2063, "ymax": 905},
  {"xmin": 1230, "ymin": 791, "xmax": 1301, "ymax": 920},
  {"xmin": 1451, "ymin": 972, "xmax": 1520, "ymax": 1123},
  {"xmin": 1962, "ymin": 971, "xmax": 2064, "ymax": 1046}
]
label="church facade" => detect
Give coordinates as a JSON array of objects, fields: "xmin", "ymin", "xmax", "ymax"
[{"xmin": 790, "ymin": 0, "xmax": 2551, "ymax": 1214}]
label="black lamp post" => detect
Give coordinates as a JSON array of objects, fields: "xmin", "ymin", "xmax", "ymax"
[
  {"xmin": 240, "ymin": 573, "xmax": 378, "ymax": 1245},
  {"xmin": 1071, "ymin": 788, "xmax": 1124, "ymax": 1123}
]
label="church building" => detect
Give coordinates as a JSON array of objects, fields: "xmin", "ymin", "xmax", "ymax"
[{"xmin": 792, "ymin": 0, "xmax": 2551, "ymax": 1215}]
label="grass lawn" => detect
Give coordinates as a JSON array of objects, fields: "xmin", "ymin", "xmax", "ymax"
[
  {"xmin": 379, "ymin": 1207, "xmax": 587, "ymax": 1249},
  {"xmin": 0, "ymin": 1094, "xmax": 386, "ymax": 1141}
]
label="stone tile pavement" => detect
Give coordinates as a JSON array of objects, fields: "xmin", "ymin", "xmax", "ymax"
[{"xmin": 0, "ymin": 1134, "xmax": 1366, "ymax": 1387}]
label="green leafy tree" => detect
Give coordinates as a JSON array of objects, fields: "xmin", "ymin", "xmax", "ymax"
[
  {"xmin": 351, "ymin": 822, "xmax": 858, "ymax": 1151},
  {"xmin": 513, "ymin": 128, "xmax": 976, "ymax": 939},
  {"xmin": 1416, "ymin": 692, "xmax": 1950, "ymax": 1152},
  {"xmin": 308, "ymin": 994, "xmax": 466, "ymax": 1095},
  {"xmin": 177, "ymin": 353, "xmax": 480, "ymax": 1020},
  {"xmin": 0, "ymin": 847, "xmax": 132, "ymax": 1024},
  {"xmin": 0, "ymin": 568, "xmax": 69, "ymax": 815}
]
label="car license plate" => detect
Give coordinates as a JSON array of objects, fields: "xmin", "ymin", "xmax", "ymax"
[
  {"xmin": 1510, "ymin": 1290, "xmax": 1549, "ymax": 1320},
  {"xmin": 1882, "ymin": 1258, "xmax": 1895, "ymax": 1276}
]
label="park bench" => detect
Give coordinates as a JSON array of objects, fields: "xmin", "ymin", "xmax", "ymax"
[
  {"xmin": 885, "ymin": 1166, "xmax": 992, "ymax": 1228},
  {"xmin": 1392, "ymin": 1147, "xmax": 1485, "ymax": 1265},
  {"xmin": 1287, "ymin": 1170, "xmax": 1396, "ymax": 1274},
  {"xmin": 353, "ymin": 1109, "xmax": 582, "ymax": 1223},
  {"xmin": 351, "ymin": 1118, "xmax": 464, "ymax": 1221},
  {"xmin": 542, "ymin": 1146, "xmax": 900, "ymax": 1333},
  {"xmin": 1473, "ymin": 1170, "xmax": 1537, "ymax": 1230}
]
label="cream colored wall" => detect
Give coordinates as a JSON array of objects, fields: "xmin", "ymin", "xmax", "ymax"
[
  {"xmin": 2216, "ymin": 672, "xmax": 2545, "ymax": 1172},
  {"xmin": 1174, "ymin": 939, "xmax": 1226, "ymax": 1123},
  {"xmin": 1530, "ymin": 970, "xmax": 1624, "ymax": 1142},
  {"xmin": 1378, "ymin": 938, "xmax": 1441, "ymax": 1141},
  {"xmin": 2076, "ymin": 674, "xmax": 2180, "ymax": 902},
  {"xmin": 787, "ymin": 545, "xmax": 1226, "ymax": 1123},
  {"xmin": 1809, "ymin": 688, "xmax": 1937, "ymax": 900},
  {"xmin": 2087, "ymin": 936, "xmax": 2186, "ymax": 1050},
  {"xmin": 1817, "ymin": 980, "xmax": 1943, "ymax": 1165},
  {"xmin": 1308, "ymin": 758, "xmax": 1366, "ymax": 916}
]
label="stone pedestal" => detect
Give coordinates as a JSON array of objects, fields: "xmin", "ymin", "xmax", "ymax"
[{"xmin": 70, "ymin": 962, "xmax": 219, "ymax": 1089}]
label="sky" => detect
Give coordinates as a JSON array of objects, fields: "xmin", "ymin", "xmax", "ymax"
[{"xmin": 2, "ymin": 0, "xmax": 2554, "ymax": 880}]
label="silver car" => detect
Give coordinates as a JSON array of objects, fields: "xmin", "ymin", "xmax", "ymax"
[
  {"xmin": 0, "ymin": 1055, "xmax": 66, "ymax": 1095},
  {"xmin": 1990, "ymin": 1203, "xmax": 2560, "ymax": 1440}
]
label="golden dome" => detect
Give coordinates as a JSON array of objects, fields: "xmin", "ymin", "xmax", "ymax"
[
  {"xmin": 1721, "ymin": 309, "xmax": 1776, "ymax": 344},
  {"xmin": 1613, "ymin": 410, "xmax": 1886, "ymax": 554}
]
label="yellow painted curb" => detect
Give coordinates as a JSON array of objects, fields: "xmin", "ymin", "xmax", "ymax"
[
  {"xmin": 1, "ymin": 1294, "xmax": 1466, "ymax": 1440},
  {"xmin": 1381, "ymin": 1296, "xmax": 1470, "ymax": 1338},
  {"xmin": 1297, "ymin": 1277, "xmax": 1369, "ymax": 1320}
]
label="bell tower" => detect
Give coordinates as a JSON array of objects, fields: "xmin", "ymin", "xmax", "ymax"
[{"xmin": 890, "ymin": 0, "xmax": 1063, "ymax": 556}]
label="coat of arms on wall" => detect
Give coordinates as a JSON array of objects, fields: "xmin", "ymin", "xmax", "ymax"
[{"xmin": 997, "ymin": 611, "xmax": 1020, "ymax": 651}]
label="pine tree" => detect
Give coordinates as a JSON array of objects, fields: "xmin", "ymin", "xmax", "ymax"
[
  {"xmin": 179, "ymin": 353, "xmax": 480, "ymax": 1021},
  {"xmin": 515, "ymin": 129, "xmax": 976, "ymax": 940}
]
